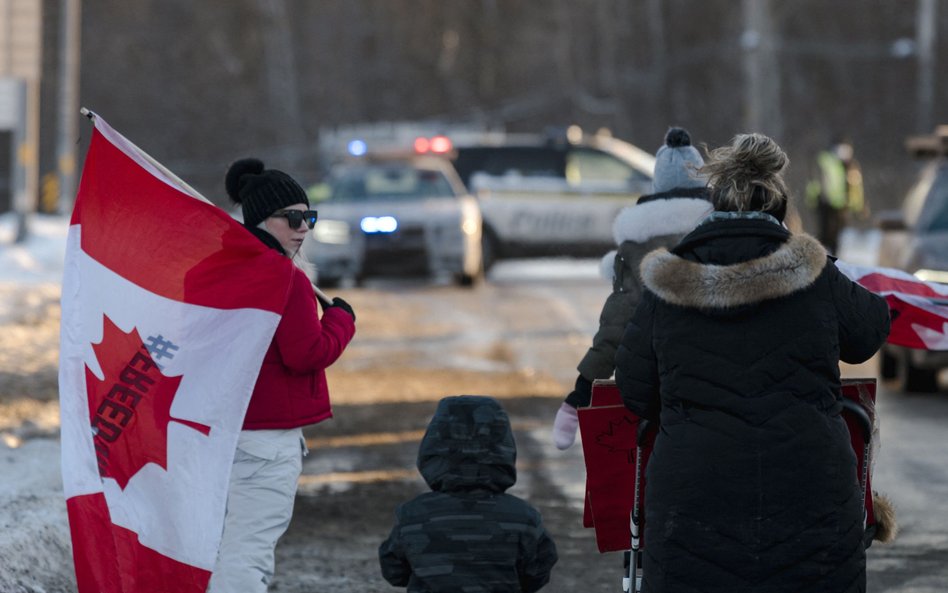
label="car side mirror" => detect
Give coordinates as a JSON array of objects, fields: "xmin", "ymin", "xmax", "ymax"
[{"xmin": 875, "ymin": 209, "xmax": 907, "ymax": 231}]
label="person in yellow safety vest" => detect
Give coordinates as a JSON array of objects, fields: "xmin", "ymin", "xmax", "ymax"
[{"xmin": 805, "ymin": 139, "xmax": 865, "ymax": 254}]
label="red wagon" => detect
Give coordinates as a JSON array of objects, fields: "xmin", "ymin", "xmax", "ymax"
[{"xmin": 578, "ymin": 378, "xmax": 879, "ymax": 592}]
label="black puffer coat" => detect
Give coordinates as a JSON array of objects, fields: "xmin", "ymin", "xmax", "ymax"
[
  {"xmin": 615, "ymin": 217, "xmax": 890, "ymax": 593},
  {"xmin": 379, "ymin": 396, "xmax": 558, "ymax": 592}
]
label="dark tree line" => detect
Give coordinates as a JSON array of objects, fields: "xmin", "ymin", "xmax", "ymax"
[{"xmin": 36, "ymin": 0, "xmax": 947, "ymax": 229}]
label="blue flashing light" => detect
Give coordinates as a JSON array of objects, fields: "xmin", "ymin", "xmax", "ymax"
[
  {"xmin": 347, "ymin": 139, "xmax": 368, "ymax": 157},
  {"xmin": 361, "ymin": 216, "xmax": 398, "ymax": 233},
  {"xmin": 377, "ymin": 216, "xmax": 398, "ymax": 232}
]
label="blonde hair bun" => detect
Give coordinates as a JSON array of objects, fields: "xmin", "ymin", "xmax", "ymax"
[{"xmin": 701, "ymin": 133, "xmax": 790, "ymax": 217}]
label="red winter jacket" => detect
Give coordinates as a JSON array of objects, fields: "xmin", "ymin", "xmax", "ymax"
[{"xmin": 242, "ymin": 266, "xmax": 355, "ymax": 429}]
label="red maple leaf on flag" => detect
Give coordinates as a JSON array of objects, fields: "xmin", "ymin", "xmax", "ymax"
[
  {"xmin": 84, "ymin": 315, "xmax": 211, "ymax": 489},
  {"xmin": 596, "ymin": 416, "xmax": 638, "ymax": 464}
]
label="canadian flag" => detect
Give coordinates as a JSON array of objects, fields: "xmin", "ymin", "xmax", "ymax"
[
  {"xmin": 836, "ymin": 260, "xmax": 948, "ymax": 350},
  {"xmin": 59, "ymin": 113, "xmax": 296, "ymax": 592}
]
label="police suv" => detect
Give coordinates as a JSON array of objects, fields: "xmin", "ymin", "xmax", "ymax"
[{"xmin": 447, "ymin": 127, "xmax": 655, "ymax": 269}]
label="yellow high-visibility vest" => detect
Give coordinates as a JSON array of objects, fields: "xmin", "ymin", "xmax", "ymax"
[{"xmin": 805, "ymin": 151, "xmax": 863, "ymax": 212}]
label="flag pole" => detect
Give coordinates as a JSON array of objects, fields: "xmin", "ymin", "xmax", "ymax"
[{"xmin": 311, "ymin": 284, "xmax": 332, "ymax": 308}]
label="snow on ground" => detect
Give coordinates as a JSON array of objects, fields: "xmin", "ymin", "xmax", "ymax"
[
  {"xmin": 0, "ymin": 213, "xmax": 69, "ymax": 284},
  {"xmin": 0, "ymin": 212, "xmax": 75, "ymax": 591}
]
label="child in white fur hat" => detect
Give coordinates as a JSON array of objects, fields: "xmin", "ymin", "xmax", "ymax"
[{"xmin": 552, "ymin": 127, "xmax": 713, "ymax": 449}]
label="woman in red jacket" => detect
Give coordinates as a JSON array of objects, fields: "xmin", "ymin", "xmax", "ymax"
[{"xmin": 208, "ymin": 158, "xmax": 356, "ymax": 593}]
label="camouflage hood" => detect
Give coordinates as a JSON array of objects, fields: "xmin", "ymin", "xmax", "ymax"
[{"xmin": 417, "ymin": 396, "xmax": 517, "ymax": 494}]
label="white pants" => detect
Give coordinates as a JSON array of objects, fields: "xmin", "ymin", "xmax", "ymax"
[{"xmin": 207, "ymin": 428, "xmax": 307, "ymax": 593}]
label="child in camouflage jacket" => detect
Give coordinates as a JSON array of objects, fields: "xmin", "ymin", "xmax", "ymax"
[{"xmin": 379, "ymin": 395, "xmax": 558, "ymax": 592}]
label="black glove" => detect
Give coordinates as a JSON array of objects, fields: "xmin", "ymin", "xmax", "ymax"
[
  {"xmin": 564, "ymin": 374, "xmax": 593, "ymax": 408},
  {"xmin": 327, "ymin": 296, "xmax": 355, "ymax": 321},
  {"xmin": 314, "ymin": 292, "xmax": 332, "ymax": 309}
]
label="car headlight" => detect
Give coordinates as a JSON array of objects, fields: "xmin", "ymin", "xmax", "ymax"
[
  {"xmin": 361, "ymin": 216, "xmax": 398, "ymax": 233},
  {"xmin": 313, "ymin": 220, "xmax": 351, "ymax": 244},
  {"xmin": 461, "ymin": 218, "xmax": 479, "ymax": 236}
]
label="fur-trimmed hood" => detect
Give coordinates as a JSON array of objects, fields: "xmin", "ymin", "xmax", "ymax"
[
  {"xmin": 612, "ymin": 197, "xmax": 713, "ymax": 245},
  {"xmin": 641, "ymin": 233, "xmax": 828, "ymax": 309}
]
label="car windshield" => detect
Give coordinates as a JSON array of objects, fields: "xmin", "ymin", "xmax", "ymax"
[
  {"xmin": 453, "ymin": 147, "xmax": 566, "ymax": 187},
  {"xmin": 330, "ymin": 166, "xmax": 455, "ymax": 202},
  {"xmin": 566, "ymin": 147, "xmax": 652, "ymax": 188}
]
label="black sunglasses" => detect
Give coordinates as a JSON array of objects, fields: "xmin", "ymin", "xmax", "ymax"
[{"xmin": 271, "ymin": 209, "xmax": 318, "ymax": 229}]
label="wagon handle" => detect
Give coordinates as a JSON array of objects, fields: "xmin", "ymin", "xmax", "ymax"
[
  {"xmin": 841, "ymin": 398, "xmax": 872, "ymax": 532},
  {"xmin": 841, "ymin": 398, "xmax": 871, "ymax": 444},
  {"xmin": 637, "ymin": 418, "xmax": 652, "ymax": 446},
  {"xmin": 626, "ymin": 418, "xmax": 652, "ymax": 593}
]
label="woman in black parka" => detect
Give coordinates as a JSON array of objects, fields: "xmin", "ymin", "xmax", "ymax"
[{"xmin": 615, "ymin": 133, "xmax": 890, "ymax": 593}]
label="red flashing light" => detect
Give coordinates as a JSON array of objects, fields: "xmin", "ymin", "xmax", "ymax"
[
  {"xmin": 413, "ymin": 136, "xmax": 430, "ymax": 153},
  {"xmin": 430, "ymin": 135, "xmax": 452, "ymax": 153}
]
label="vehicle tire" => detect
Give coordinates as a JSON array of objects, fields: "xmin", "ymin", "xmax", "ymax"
[
  {"xmin": 481, "ymin": 227, "xmax": 499, "ymax": 273},
  {"xmin": 455, "ymin": 270, "xmax": 480, "ymax": 288},
  {"xmin": 879, "ymin": 349, "xmax": 898, "ymax": 380},
  {"xmin": 456, "ymin": 248, "xmax": 486, "ymax": 288},
  {"xmin": 898, "ymin": 350, "xmax": 940, "ymax": 393}
]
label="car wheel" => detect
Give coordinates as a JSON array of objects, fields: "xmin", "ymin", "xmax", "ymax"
[
  {"xmin": 455, "ymin": 270, "xmax": 480, "ymax": 288},
  {"xmin": 898, "ymin": 350, "xmax": 940, "ymax": 393},
  {"xmin": 879, "ymin": 349, "xmax": 898, "ymax": 380},
  {"xmin": 456, "ymin": 248, "xmax": 486, "ymax": 288},
  {"xmin": 481, "ymin": 227, "xmax": 499, "ymax": 273}
]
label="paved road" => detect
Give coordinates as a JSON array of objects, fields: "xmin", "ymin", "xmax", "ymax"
[{"xmin": 865, "ymin": 381, "xmax": 948, "ymax": 591}]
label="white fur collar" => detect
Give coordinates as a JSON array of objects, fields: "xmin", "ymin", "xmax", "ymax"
[
  {"xmin": 640, "ymin": 233, "xmax": 827, "ymax": 308},
  {"xmin": 600, "ymin": 250, "xmax": 617, "ymax": 280},
  {"xmin": 613, "ymin": 198, "xmax": 713, "ymax": 245}
]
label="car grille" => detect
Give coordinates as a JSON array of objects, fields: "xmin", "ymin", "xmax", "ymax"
[
  {"xmin": 363, "ymin": 225, "xmax": 428, "ymax": 274},
  {"xmin": 364, "ymin": 226, "xmax": 425, "ymax": 251}
]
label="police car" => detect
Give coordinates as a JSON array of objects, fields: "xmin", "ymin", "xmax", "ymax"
[
  {"xmin": 447, "ymin": 127, "xmax": 656, "ymax": 269},
  {"xmin": 304, "ymin": 155, "xmax": 483, "ymax": 287}
]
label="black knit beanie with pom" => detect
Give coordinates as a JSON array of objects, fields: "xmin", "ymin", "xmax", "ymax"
[{"xmin": 225, "ymin": 158, "xmax": 310, "ymax": 228}]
